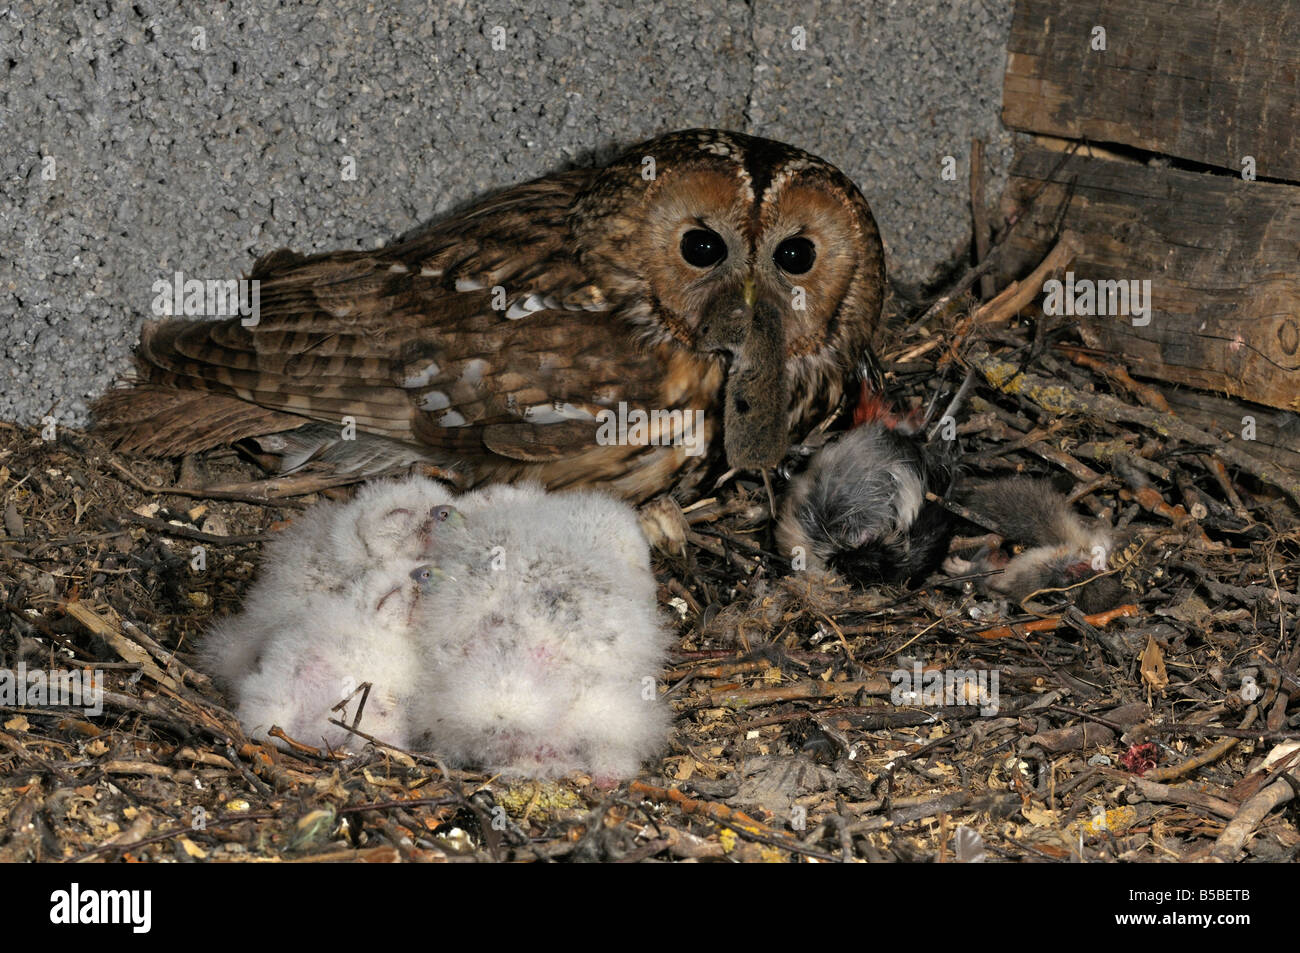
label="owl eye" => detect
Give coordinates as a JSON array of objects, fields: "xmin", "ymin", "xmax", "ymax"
[
  {"xmin": 774, "ymin": 236, "xmax": 816, "ymax": 274},
  {"xmin": 680, "ymin": 228, "xmax": 727, "ymax": 268}
]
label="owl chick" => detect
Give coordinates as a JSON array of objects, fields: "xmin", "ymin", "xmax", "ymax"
[
  {"xmin": 945, "ymin": 477, "xmax": 1120, "ymax": 612},
  {"xmin": 94, "ymin": 129, "xmax": 887, "ymax": 503},
  {"xmin": 407, "ymin": 483, "xmax": 670, "ymax": 779},
  {"xmin": 776, "ymin": 392, "xmax": 954, "ymax": 585},
  {"xmin": 198, "ymin": 475, "xmax": 460, "ymax": 691},
  {"xmin": 229, "ymin": 563, "xmax": 426, "ymax": 751}
]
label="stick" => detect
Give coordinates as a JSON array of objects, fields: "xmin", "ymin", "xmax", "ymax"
[
  {"xmin": 973, "ymin": 603, "xmax": 1139, "ymax": 641},
  {"xmin": 969, "ymin": 138, "xmax": 996, "ymax": 301},
  {"xmin": 701, "ymin": 677, "xmax": 893, "ymax": 710},
  {"xmin": 965, "ymin": 346, "xmax": 1300, "ymax": 507}
]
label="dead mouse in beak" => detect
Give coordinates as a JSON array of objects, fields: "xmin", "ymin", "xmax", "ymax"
[{"xmin": 698, "ymin": 284, "xmax": 790, "ymax": 472}]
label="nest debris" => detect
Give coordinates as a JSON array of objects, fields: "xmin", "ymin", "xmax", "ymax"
[{"xmin": 1, "ymin": 265, "xmax": 1298, "ymax": 863}]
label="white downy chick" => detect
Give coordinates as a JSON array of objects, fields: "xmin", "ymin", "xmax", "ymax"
[
  {"xmin": 946, "ymin": 476, "xmax": 1120, "ymax": 612},
  {"xmin": 408, "ymin": 483, "xmax": 669, "ymax": 780},
  {"xmin": 199, "ymin": 475, "xmax": 458, "ymax": 690},
  {"xmin": 231, "ymin": 559, "xmax": 426, "ymax": 751},
  {"xmin": 201, "ymin": 476, "xmax": 462, "ymax": 750},
  {"xmin": 777, "ymin": 394, "xmax": 953, "ymax": 585}
]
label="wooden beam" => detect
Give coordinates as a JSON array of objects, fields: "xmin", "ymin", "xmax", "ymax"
[
  {"xmin": 999, "ymin": 143, "xmax": 1300, "ymax": 413},
  {"xmin": 1158, "ymin": 387, "xmax": 1300, "ymax": 476},
  {"xmin": 1003, "ymin": 0, "xmax": 1300, "ymax": 182}
]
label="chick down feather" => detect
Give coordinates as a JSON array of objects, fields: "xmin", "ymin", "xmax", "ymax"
[{"xmin": 407, "ymin": 483, "xmax": 670, "ymax": 779}]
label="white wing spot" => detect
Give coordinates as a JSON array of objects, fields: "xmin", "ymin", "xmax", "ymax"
[
  {"xmin": 699, "ymin": 138, "xmax": 736, "ymax": 158},
  {"xmin": 460, "ymin": 359, "xmax": 487, "ymax": 385},
  {"xmin": 505, "ymin": 293, "xmax": 546, "ymax": 320},
  {"xmin": 418, "ymin": 391, "xmax": 451, "ymax": 411},
  {"xmin": 522, "ymin": 402, "xmax": 597, "ymax": 425},
  {"xmin": 401, "ymin": 361, "xmax": 441, "ymax": 388},
  {"xmin": 454, "ymin": 277, "xmax": 486, "ymax": 293},
  {"xmin": 439, "ymin": 410, "xmax": 467, "ymax": 427}
]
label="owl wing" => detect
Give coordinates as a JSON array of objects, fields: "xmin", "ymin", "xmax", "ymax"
[{"xmin": 97, "ymin": 171, "xmax": 673, "ymax": 467}]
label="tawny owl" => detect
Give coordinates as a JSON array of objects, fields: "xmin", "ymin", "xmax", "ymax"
[{"xmin": 95, "ymin": 129, "xmax": 886, "ymax": 502}]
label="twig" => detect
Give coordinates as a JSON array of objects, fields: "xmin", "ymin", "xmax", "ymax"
[
  {"xmin": 1212, "ymin": 776, "xmax": 1298, "ymax": 862},
  {"xmin": 117, "ymin": 513, "xmax": 270, "ymax": 546},
  {"xmin": 102, "ymin": 457, "xmax": 306, "ymax": 507},
  {"xmin": 965, "ymin": 345, "xmax": 1300, "ymax": 507},
  {"xmin": 628, "ymin": 780, "xmax": 837, "ymax": 861},
  {"xmin": 700, "ymin": 677, "xmax": 893, "ymax": 710},
  {"xmin": 973, "ymin": 604, "xmax": 1139, "ymax": 641},
  {"xmin": 969, "ymin": 137, "xmax": 996, "ymax": 301},
  {"xmin": 1143, "ymin": 708, "xmax": 1254, "ymax": 782}
]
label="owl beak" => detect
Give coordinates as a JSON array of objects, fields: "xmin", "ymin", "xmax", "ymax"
[{"xmin": 742, "ymin": 276, "xmax": 758, "ymax": 311}]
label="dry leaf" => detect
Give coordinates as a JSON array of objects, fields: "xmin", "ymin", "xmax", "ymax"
[
  {"xmin": 178, "ymin": 836, "xmax": 208, "ymax": 859},
  {"xmin": 1022, "ymin": 805, "xmax": 1061, "ymax": 828},
  {"xmin": 1140, "ymin": 635, "xmax": 1168, "ymax": 691}
]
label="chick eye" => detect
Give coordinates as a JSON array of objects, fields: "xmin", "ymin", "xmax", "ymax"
[
  {"xmin": 774, "ymin": 236, "xmax": 816, "ymax": 274},
  {"xmin": 680, "ymin": 228, "xmax": 727, "ymax": 268},
  {"xmin": 431, "ymin": 505, "xmax": 457, "ymax": 523}
]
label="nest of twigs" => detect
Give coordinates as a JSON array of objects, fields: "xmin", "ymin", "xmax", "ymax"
[{"xmin": 2, "ymin": 249, "xmax": 1299, "ymax": 862}]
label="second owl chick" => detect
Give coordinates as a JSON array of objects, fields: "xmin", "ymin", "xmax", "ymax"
[
  {"xmin": 199, "ymin": 477, "xmax": 459, "ymax": 691},
  {"xmin": 231, "ymin": 559, "xmax": 428, "ymax": 751},
  {"xmin": 202, "ymin": 476, "xmax": 462, "ymax": 751},
  {"xmin": 408, "ymin": 483, "xmax": 670, "ymax": 780}
]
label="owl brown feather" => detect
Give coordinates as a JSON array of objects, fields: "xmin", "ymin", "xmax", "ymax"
[{"xmin": 95, "ymin": 130, "xmax": 884, "ymax": 502}]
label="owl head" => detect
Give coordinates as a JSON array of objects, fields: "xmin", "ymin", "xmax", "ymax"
[{"xmin": 574, "ymin": 129, "xmax": 886, "ymax": 472}]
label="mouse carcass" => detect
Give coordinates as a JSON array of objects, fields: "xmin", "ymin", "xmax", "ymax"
[
  {"xmin": 776, "ymin": 390, "xmax": 955, "ymax": 586},
  {"xmin": 945, "ymin": 476, "xmax": 1123, "ymax": 612}
]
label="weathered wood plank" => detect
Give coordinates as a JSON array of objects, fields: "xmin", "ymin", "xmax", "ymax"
[
  {"xmin": 1003, "ymin": 0, "xmax": 1300, "ymax": 181},
  {"xmin": 999, "ymin": 143, "xmax": 1300, "ymax": 412},
  {"xmin": 1157, "ymin": 387, "xmax": 1300, "ymax": 475}
]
